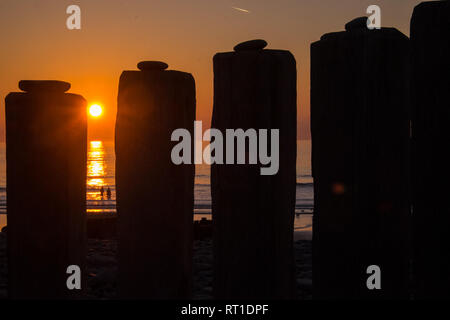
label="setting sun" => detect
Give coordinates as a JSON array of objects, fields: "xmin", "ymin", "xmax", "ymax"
[{"xmin": 89, "ymin": 104, "xmax": 103, "ymax": 117}]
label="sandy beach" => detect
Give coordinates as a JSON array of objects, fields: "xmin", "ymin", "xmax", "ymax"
[{"xmin": 0, "ymin": 230, "xmax": 311, "ymax": 300}]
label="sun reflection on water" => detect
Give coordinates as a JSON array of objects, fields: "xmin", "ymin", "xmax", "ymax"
[{"xmin": 87, "ymin": 140, "xmax": 106, "ymax": 200}]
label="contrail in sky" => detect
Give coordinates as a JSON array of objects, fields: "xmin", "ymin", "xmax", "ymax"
[{"xmin": 232, "ymin": 6, "xmax": 250, "ymax": 13}]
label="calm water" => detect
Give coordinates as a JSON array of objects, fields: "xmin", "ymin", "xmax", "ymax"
[{"xmin": 0, "ymin": 140, "xmax": 313, "ymax": 231}]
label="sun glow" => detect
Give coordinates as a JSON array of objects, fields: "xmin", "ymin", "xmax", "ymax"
[{"xmin": 89, "ymin": 104, "xmax": 103, "ymax": 117}]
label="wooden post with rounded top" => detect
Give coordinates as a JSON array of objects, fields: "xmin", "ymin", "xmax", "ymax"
[
  {"xmin": 6, "ymin": 80, "xmax": 87, "ymax": 299},
  {"xmin": 212, "ymin": 40, "xmax": 297, "ymax": 299},
  {"xmin": 116, "ymin": 61, "xmax": 196, "ymax": 299}
]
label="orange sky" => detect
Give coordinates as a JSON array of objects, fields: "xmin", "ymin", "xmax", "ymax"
[{"xmin": 0, "ymin": 0, "xmax": 422, "ymax": 141}]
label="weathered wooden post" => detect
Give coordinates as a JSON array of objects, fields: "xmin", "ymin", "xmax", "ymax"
[
  {"xmin": 6, "ymin": 80, "xmax": 87, "ymax": 299},
  {"xmin": 411, "ymin": 1, "xmax": 450, "ymax": 299},
  {"xmin": 212, "ymin": 40, "xmax": 297, "ymax": 299},
  {"xmin": 311, "ymin": 18, "xmax": 411, "ymax": 299},
  {"xmin": 116, "ymin": 61, "xmax": 195, "ymax": 299}
]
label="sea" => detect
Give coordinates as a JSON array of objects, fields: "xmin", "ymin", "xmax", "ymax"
[{"xmin": 0, "ymin": 140, "xmax": 313, "ymax": 231}]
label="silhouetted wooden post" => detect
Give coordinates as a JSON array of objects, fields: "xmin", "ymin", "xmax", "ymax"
[
  {"xmin": 212, "ymin": 40, "xmax": 297, "ymax": 299},
  {"xmin": 5, "ymin": 80, "xmax": 87, "ymax": 299},
  {"xmin": 411, "ymin": 1, "xmax": 450, "ymax": 299},
  {"xmin": 116, "ymin": 61, "xmax": 195, "ymax": 299},
  {"xmin": 311, "ymin": 18, "xmax": 411, "ymax": 299}
]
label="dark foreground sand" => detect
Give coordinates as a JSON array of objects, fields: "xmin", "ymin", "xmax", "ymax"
[{"xmin": 0, "ymin": 232, "xmax": 312, "ymax": 299}]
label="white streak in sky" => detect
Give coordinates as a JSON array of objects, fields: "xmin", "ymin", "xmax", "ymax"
[{"xmin": 232, "ymin": 6, "xmax": 250, "ymax": 13}]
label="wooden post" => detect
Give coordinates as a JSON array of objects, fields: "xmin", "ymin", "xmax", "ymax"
[
  {"xmin": 212, "ymin": 40, "xmax": 297, "ymax": 299},
  {"xmin": 116, "ymin": 61, "xmax": 195, "ymax": 299},
  {"xmin": 311, "ymin": 18, "xmax": 411, "ymax": 299},
  {"xmin": 6, "ymin": 80, "xmax": 87, "ymax": 299},
  {"xmin": 411, "ymin": 1, "xmax": 450, "ymax": 299}
]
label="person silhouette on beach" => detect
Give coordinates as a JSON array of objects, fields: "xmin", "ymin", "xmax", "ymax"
[
  {"xmin": 100, "ymin": 186, "xmax": 104, "ymax": 199},
  {"xmin": 107, "ymin": 187, "xmax": 111, "ymax": 200}
]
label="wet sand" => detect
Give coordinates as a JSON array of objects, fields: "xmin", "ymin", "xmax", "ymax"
[{"xmin": 0, "ymin": 231, "xmax": 312, "ymax": 300}]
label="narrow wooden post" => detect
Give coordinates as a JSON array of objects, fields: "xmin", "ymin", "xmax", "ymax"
[
  {"xmin": 311, "ymin": 18, "xmax": 411, "ymax": 299},
  {"xmin": 6, "ymin": 80, "xmax": 87, "ymax": 299},
  {"xmin": 212, "ymin": 40, "xmax": 297, "ymax": 299},
  {"xmin": 116, "ymin": 61, "xmax": 195, "ymax": 299},
  {"xmin": 411, "ymin": 1, "xmax": 450, "ymax": 299}
]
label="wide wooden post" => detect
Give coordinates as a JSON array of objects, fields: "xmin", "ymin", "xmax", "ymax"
[
  {"xmin": 411, "ymin": 1, "xmax": 450, "ymax": 299},
  {"xmin": 311, "ymin": 18, "xmax": 411, "ymax": 299},
  {"xmin": 6, "ymin": 80, "xmax": 87, "ymax": 299},
  {"xmin": 116, "ymin": 61, "xmax": 195, "ymax": 299},
  {"xmin": 212, "ymin": 40, "xmax": 297, "ymax": 299}
]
